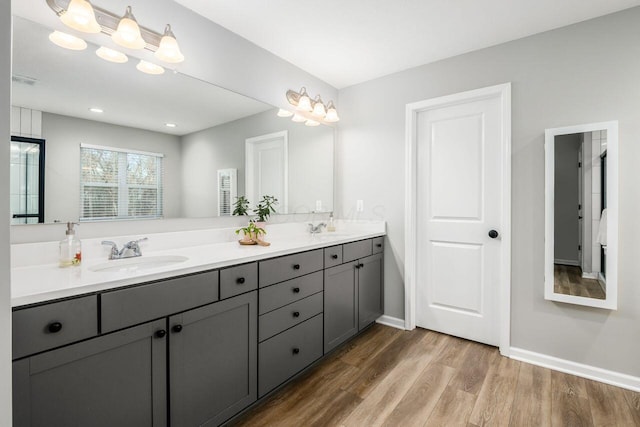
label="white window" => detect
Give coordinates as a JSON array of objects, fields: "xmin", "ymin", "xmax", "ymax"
[{"xmin": 80, "ymin": 144, "xmax": 163, "ymax": 221}]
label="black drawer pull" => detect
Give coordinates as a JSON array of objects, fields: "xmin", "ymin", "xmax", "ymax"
[
  {"xmin": 376, "ymin": 243, "xmax": 382, "ymax": 248},
  {"xmin": 359, "ymin": 263, "xmax": 364, "ymax": 268},
  {"xmin": 292, "ymin": 348, "xmax": 300, "ymax": 355},
  {"xmin": 172, "ymin": 324, "xmax": 183, "ymax": 333},
  {"xmin": 293, "ymin": 311, "xmax": 300, "ymax": 318},
  {"xmin": 293, "ymin": 264, "xmax": 301, "ymax": 270},
  {"xmin": 331, "ymin": 254, "xmax": 338, "ymax": 259},
  {"xmin": 237, "ymin": 277, "xmax": 245, "ymax": 284},
  {"xmin": 47, "ymin": 322, "xmax": 63, "ymax": 334},
  {"xmin": 292, "ymin": 287, "xmax": 300, "ymax": 293},
  {"xmin": 155, "ymin": 329, "xmax": 167, "ymax": 339}
]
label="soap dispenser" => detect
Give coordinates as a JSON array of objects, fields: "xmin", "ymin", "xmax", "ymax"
[
  {"xmin": 327, "ymin": 212, "xmax": 336, "ymax": 232},
  {"xmin": 59, "ymin": 222, "xmax": 82, "ymax": 267}
]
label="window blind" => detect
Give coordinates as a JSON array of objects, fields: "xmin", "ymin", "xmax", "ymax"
[
  {"xmin": 80, "ymin": 144, "xmax": 163, "ymax": 221},
  {"xmin": 217, "ymin": 168, "xmax": 237, "ymax": 216}
]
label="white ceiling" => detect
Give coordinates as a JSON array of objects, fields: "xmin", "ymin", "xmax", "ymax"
[{"xmin": 175, "ymin": 0, "xmax": 640, "ymax": 89}]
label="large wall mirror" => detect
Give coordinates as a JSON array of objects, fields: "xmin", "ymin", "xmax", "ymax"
[
  {"xmin": 544, "ymin": 121, "xmax": 618, "ymax": 309},
  {"xmin": 10, "ymin": 13, "xmax": 334, "ymax": 225}
]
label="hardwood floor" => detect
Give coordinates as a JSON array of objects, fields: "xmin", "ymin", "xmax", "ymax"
[
  {"xmin": 554, "ymin": 265, "xmax": 606, "ymax": 300},
  {"xmin": 231, "ymin": 324, "xmax": 640, "ymax": 427}
]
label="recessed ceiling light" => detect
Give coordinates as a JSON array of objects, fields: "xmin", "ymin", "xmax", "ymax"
[
  {"xmin": 165, "ymin": 123, "xmax": 177, "ymax": 128},
  {"xmin": 89, "ymin": 108, "xmax": 103, "ymax": 113}
]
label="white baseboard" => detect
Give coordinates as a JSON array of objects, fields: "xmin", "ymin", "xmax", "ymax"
[
  {"xmin": 376, "ymin": 315, "xmax": 406, "ymax": 330},
  {"xmin": 582, "ymin": 272, "xmax": 598, "ymax": 279},
  {"xmin": 554, "ymin": 259, "xmax": 580, "ymax": 266},
  {"xmin": 510, "ymin": 347, "xmax": 640, "ymax": 392}
]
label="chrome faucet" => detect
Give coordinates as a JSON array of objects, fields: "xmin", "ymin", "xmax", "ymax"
[
  {"xmin": 308, "ymin": 223, "xmax": 327, "ymax": 234},
  {"xmin": 101, "ymin": 237, "xmax": 148, "ymax": 260}
]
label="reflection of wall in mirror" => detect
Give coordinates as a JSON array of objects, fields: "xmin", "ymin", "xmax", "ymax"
[
  {"xmin": 181, "ymin": 109, "xmax": 333, "ymax": 217},
  {"xmin": 554, "ymin": 134, "xmax": 581, "ymax": 266}
]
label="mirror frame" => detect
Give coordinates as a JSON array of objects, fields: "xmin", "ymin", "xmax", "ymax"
[{"xmin": 544, "ymin": 121, "xmax": 618, "ymax": 309}]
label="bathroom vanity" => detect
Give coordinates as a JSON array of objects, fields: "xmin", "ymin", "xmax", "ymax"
[{"xmin": 10, "ymin": 223, "xmax": 385, "ymax": 427}]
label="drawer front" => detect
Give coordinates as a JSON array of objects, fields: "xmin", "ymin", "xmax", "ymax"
[
  {"xmin": 259, "ymin": 292, "xmax": 323, "ymax": 342},
  {"xmin": 343, "ymin": 239, "xmax": 373, "ymax": 263},
  {"xmin": 372, "ymin": 237, "xmax": 384, "ymax": 254},
  {"xmin": 259, "ymin": 271, "xmax": 323, "ymax": 315},
  {"xmin": 259, "ymin": 249, "xmax": 323, "ymax": 287},
  {"xmin": 324, "ymin": 245, "xmax": 343, "ymax": 268},
  {"xmin": 13, "ymin": 296, "xmax": 98, "ymax": 360},
  {"xmin": 258, "ymin": 314, "xmax": 323, "ymax": 397},
  {"xmin": 220, "ymin": 262, "xmax": 258, "ymax": 300},
  {"xmin": 101, "ymin": 270, "xmax": 219, "ymax": 333}
]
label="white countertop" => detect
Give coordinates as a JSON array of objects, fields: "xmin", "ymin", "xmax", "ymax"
[{"xmin": 11, "ymin": 221, "xmax": 385, "ymax": 307}]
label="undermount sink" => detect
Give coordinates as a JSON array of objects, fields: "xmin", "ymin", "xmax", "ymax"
[{"xmin": 89, "ymin": 255, "xmax": 189, "ymax": 273}]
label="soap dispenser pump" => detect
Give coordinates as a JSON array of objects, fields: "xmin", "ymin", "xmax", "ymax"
[
  {"xmin": 327, "ymin": 212, "xmax": 336, "ymax": 232},
  {"xmin": 59, "ymin": 222, "xmax": 82, "ymax": 267}
]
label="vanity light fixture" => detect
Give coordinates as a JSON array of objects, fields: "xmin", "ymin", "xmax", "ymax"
[
  {"xmin": 277, "ymin": 108, "xmax": 294, "ymax": 118},
  {"xmin": 48, "ymin": 0, "xmax": 185, "ymax": 64},
  {"xmin": 295, "ymin": 87, "xmax": 312, "ymax": 112},
  {"xmin": 136, "ymin": 60, "xmax": 165, "ymax": 75},
  {"xmin": 96, "ymin": 46, "xmax": 128, "ymax": 63},
  {"xmin": 311, "ymin": 95, "xmax": 326, "ymax": 118},
  {"xmin": 48, "ymin": 30, "xmax": 87, "ymax": 50},
  {"xmin": 291, "ymin": 112, "xmax": 307, "ymax": 123},
  {"xmin": 305, "ymin": 119, "xmax": 320, "ymax": 127},
  {"xmin": 324, "ymin": 101, "xmax": 340, "ymax": 122},
  {"xmin": 59, "ymin": 0, "xmax": 101, "ymax": 34},
  {"xmin": 283, "ymin": 87, "xmax": 340, "ymax": 124}
]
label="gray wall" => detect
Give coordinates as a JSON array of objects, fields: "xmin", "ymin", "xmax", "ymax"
[
  {"xmin": 554, "ymin": 134, "xmax": 581, "ymax": 264},
  {"xmin": 1, "ymin": 1, "xmax": 12, "ymax": 422},
  {"xmin": 41, "ymin": 113, "xmax": 182, "ymax": 221},
  {"xmin": 181, "ymin": 109, "xmax": 334, "ymax": 217},
  {"xmin": 336, "ymin": 7, "xmax": 640, "ymax": 376}
]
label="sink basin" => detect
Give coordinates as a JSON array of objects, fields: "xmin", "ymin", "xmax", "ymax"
[{"xmin": 89, "ymin": 255, "xmax": 189, "ymax": 273}]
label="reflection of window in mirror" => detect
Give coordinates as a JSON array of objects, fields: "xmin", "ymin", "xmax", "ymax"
[
  {"xmin": 80, "ymin": 144, "xmax": 164, "ymax": 221},
  {"xmin": 545, "ymin": 121, "xmax": 618, "ymax": 310},
  {"xmin": 10, "ymin": 136, "xmax": 45, "ymax": 224}
]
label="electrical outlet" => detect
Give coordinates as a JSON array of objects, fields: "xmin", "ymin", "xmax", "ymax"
[{"xmin": 356, "ymin": 200, "xmax": 364, "ymax": 212}]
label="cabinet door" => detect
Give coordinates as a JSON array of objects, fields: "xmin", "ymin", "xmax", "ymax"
[
  {"xmin": 169, "ymin": 291, "xmax": 257, "ymax": 427},
  {"xmin": 13, "ymin": 319, "xmax": 167, "ymax": 427},
  {"xmin": 358, "ymin": 253, "xmax": 384, "ymax": 330},
  {"xmin": 324, "ymin": 262, "xmax": 358, "ymax": 353}
]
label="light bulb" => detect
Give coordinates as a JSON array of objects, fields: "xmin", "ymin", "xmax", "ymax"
[
  {"xmin": 312, "ymin": 96, "xmax": 326, "ymax": 118},
  {"xmin": 154, "ymin": 25, "xmax": 185, "ymax": 63},
  {"xmin": 136, "ymin": 60, "xmax": 165, "ymax": 75},
  {"xmin": 112, "ymin": 6, "xmax": 146, "ymax": 49},
  {"xmin": 96, "ymin": 46, "xmax": 128, "ymax": 63},
  {"xmin": 305, "ymin": 119, "xmax": 320, "ymax": 127},
  {"xmin": 296, "ymin": 87, "xmax": 312, "ymax": 112},
  {"xmin": 60, "ymin": 0, "xmax": 101, "ymax": 33},
  {"xmin": 324, "ymin": 101, "xmax": 340, "ymax": 122},
  {"xmin": 291, "ymin": 113, "xmax": 306, "ymax": 123},
  {"xmin": 277, "ymin": 109, "xmax": 293, "ymax": 117},
  {"xmin": 48, "ymin": 31, "xmax": 87, "ymax": 50}
]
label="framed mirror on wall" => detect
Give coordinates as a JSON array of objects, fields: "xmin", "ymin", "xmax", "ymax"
[{"xmin": 544, "ymin": 121, "xmax": 618, "ymax": 309}]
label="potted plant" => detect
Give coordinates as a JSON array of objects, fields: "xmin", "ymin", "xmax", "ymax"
[
  {"xmin": 253, "ymin": 195, "xmax": 278, "ymax": 226},
  {"xmin": 235, "ymin": 221, "xmax": 268, "ymax": 246},
  {"xmin": 232, "ymin": 195, "xmax": 250, "ymax": 216}
]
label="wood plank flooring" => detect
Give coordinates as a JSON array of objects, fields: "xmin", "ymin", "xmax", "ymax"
[
  {"xmin": 231, "ymin": 324, "xmax": 640, "ymax": 427},
  {"xmin": 554, "ymin": 265, "xmax": 606, "ymax": 299}
]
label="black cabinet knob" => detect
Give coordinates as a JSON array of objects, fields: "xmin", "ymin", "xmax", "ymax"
[
  {"xmin": 293, "ymin": 311, "xmax": 300, "ymax": 318},
  {"xmin": 376, "ymin": 243, "xmax": 382, "ymax": 248},
  {"xmin": 356, "ymin": 263, "xmax": 364, "ymax": 269},
  {"xmin": 48, "ymin": 322, "xmax": 63, "ymax": 333},
  {"xmin": 488, "ymin": 229, "xmax": 499, "ymax": 239},
  {"xmin": 155, "ymin": 329, "xmax": 167, "ymax": 338},
  {"xmin": 292, "ymin": 287, "xmax": 300, "ymax": 293},
  {"xmin": 293, "ymin": 264, "xmax": 301, "ymax": 270},
  {"xmin": 237, "ymin": 277, "xmax": 245, "ymax": 284},
  {"xmin": 172, "ymin": 324, "xmax": 183, "ymax": 333},
  {"xmin": 292, "ymin": 348, "xmax": 300, "ymax": 355},
  {"xmin": 331, "ymin": 254, "xmax": 338, "ymax": 259},
  {"xmin": 355, "ymin": 264, "xmax": 360, "ymax": 269}
]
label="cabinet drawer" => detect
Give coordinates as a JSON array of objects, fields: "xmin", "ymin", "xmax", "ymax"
[
  {"xmin": 220, "ymin": 262, "xmax": 258, "ymax": 300},
  {"xmin": 101, "ymin": 270, "xmax": 219, "ymax": 333},
  {"xmin": 343, "ymin": 239, "xmax": 373, "ymax": 262},
  {"xmin": 372, "ymin": 237, "xmax": 384, "ymax": 254},
  {"xmin": 259, "ymin": 271, "xmax": 323, "ymax": 315},
  {"xmin": 259, "ymin": 249, "xmax": 323, "ymax": 287},
  {"xmin": 259, "ymin": 292, "xmax": 323, "ymax": 342},
  {"xmin": 258, "ymin": 314, "xmax": 323, "ymax": 397},
  {"xmin": 324, "ymin": 245, "xmax": 343, "ymax": 268},
  {"xmin": 13, "ymin": 296, "xmax": 98, "ymax": 360}
]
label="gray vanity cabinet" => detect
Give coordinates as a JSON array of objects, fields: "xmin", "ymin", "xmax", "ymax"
[
  {"xmin": 169, "ymin": 291, "xmax": 257, "ymax": 427},
  {"xmin": 13, "ymin": 318, "xmax": 167, "ymax": 427},
  {"xmin": 324, "ymin": 262, "xmax": 358, "ymax": 353},
  {"xmin": 358, "ymin": 253, "xmax": 384, "ymax": 330}
]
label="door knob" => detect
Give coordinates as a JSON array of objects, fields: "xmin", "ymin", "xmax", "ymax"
[{"xmin": 488, "ymin": 230, "xmax": 499, "ymax": 239}]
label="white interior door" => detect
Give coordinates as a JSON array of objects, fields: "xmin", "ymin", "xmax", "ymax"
[
  {"xmin": 415, "ymin": 91, "xmax": 505, "ymax": 346},
  {"xmin": 245, "ymin": 131, "xmax": 288, "ymax": 213}
]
